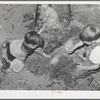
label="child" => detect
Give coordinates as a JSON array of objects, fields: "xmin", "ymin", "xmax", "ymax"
[
  {"xmin": 2, "ymin": 31, "xmax": 45, "ymax": 72},
  {"xmin": 38, "ymin": 4, "xmax": 60, "ymax": 34},
  {"xmin": 68, "ymin": 24, "xmax": 100, "ymax": 71}
]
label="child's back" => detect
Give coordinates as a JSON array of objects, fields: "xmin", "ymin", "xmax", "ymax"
[
  {"xmin": 10, "ymin": 39, "xmax": 26, "ymax": 61},
  {"xmin": 2, "ymin": 31, "xmax": 45, "ymax": 72}
]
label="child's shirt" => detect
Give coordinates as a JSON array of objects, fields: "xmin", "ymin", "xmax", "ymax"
[
  {"xmin": 89, "ymin": 46, "xmax": 100, "ymax": 64},
  {"xmin": 10, "ymin": 39, "xmax": 27, "ymax": 61},
  {"xmin": 40, "ymin": 7, "xmax": 60, "ymax": 31}
]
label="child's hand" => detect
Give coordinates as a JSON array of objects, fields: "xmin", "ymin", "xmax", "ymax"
[
  {"xmin": 38, "ymin": 28, "xmax": 43, "ymax": 34},
  {"xmin": 35, "ymin": 26, "xmax": 39, "ymax": 32},
  {"xmin": 81, "ymin": 56, "xmax": 86, "ymax": 61}
]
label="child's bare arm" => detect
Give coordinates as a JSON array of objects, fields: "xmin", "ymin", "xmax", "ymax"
[
  {"xmin": 68, "ymin": 41, "xmax": 84, "ymax": 54},
  {"xmin": 34, "ymin": 48, "xmax": 51, "ymax": 58},
  {"xmin": 76, "ymin": 63, "xmax": 100, "ymax": 70}
]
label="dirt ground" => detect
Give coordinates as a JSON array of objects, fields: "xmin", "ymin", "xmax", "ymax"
[{"xmin": 0, "ymin": 4, "xmax": 100, "ymax": 90}]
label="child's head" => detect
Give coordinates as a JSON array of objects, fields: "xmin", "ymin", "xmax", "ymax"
[
  {"xmin": 40, "ymin": 4, "xmax": 49, "ymax": 11},
  {"xmin": 79, "ymin": 24, "xmax": 100, "ymax": 45},
  {"xmin": 23, "ymin": 31, "xmax": 44, "ymax": 55}
]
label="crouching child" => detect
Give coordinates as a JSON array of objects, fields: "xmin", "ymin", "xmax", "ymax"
[
  {"xmin": 67, "ymin": 24, "xmax": 100, "ymax": 78},
  {"xmin": 2, "ymin": 31, "xmax": 45, "ymax": 73}
]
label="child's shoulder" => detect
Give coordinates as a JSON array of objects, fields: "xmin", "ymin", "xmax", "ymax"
[
  {"xmin": 89, "ymin": 46, "xmax": 100, "ymax": 64},
  {"xmin": 47, "ymin": 7, "xmax": 56, "ymax": 13},
  {"xmin": 89, "ymin": 41, "xmax": 100, "ymax": 52},
  {"xmin": 91, "ymin": 45, "xmax": 100, "ymax": 52},
  {"xmin": 89, "ymin": 45, "xmax": 100, "ymax": 58}
]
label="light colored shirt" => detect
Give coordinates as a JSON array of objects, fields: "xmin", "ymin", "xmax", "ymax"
[
  {"xmin": 40, "ymin": 7, "xmax": 60, "ymax": 31},
  {"xmin": 10, "ymin": 39, "xmax": 27, "ymax": 61},
  {"xmin": 89, "ymin": 46, "xmax": 100, "ymax": 64}
]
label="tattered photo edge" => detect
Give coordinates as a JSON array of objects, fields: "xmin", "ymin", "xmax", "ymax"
[{"xmin": 0, "ymin": 0, "xmax": 100, "ymax": 99}]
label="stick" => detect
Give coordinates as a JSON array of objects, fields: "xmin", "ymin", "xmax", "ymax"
[
  {"xmin": 34, "ymin": 4, "xmax": 40, "ymax": 29},
  {"xmin": 68, "ymin": 4, "xmax": 72, "ymax": 19}
]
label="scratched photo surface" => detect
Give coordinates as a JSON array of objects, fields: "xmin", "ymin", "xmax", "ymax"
[{"xmin": 0, "ymin": 4, "xmax": 100, "ymax": 90}]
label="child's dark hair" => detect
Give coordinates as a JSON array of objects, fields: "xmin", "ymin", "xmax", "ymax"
[
  {"xmin": 24, "ymin": 31, "xmax": 44, "ymax": 48},
  {"xmin": 79, "ymin": 24, "xmax": 100, "ymax": 42}
]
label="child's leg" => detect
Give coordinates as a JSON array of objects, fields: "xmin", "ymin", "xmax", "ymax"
[
  {"xmin": 0, "ymin": 57, "xmax": 10, "ymax": 71},
  {"xmin": 1, "ymin": 41, "xmax": 14, "ymax": 72}
]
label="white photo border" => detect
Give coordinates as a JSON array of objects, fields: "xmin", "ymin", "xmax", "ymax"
[{"xmin": 0, "ymin": 1, "xmax": 100, "ymax": 99}]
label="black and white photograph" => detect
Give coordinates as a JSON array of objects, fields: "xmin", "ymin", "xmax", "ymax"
[{"xmin": 0, "ymin": 2, "xmax": 100, "ymax": 92}]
